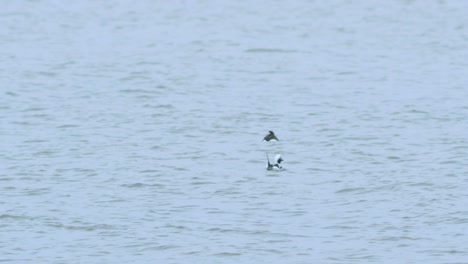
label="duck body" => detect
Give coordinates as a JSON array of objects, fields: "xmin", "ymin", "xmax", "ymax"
[
  {"xmin": 266, "ymin": 154, "xmax": 284, "ymax": 171},
  {"xmin": 263, "ymin": 131, "xmax": 279, "ymax": 141}
]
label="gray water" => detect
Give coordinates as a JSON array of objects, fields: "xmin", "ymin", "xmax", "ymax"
[{"xmin": 1, "ymin": 1, "xmax": 468, "ymax": 263}]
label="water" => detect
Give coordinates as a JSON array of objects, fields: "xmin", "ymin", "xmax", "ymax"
[{"xmin": 1, "ymin": 1, "xmax": 468, "ymax": 263}]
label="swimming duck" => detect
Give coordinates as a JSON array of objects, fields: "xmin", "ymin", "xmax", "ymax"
[
  {"xmin": 263, "ymin": 131, "xmax": 279, "ymax": 141},
  {"xmin": 266, "ymin": 154, "xmax": 284, "ymax": 171}
]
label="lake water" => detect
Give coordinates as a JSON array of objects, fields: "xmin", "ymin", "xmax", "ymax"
[{"xmin": 1, "ymin": 1, "xmax": 468, "ymax": 263}]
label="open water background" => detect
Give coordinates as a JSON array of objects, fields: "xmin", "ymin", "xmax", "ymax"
[{"xmin": 1, "ymin": 1, "xmax": 468, "ymax": 263}]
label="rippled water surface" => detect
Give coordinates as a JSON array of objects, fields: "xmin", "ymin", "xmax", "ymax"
[{"xmin": 1, "ymin": 1, "xmax": 468, "ymax": 263}]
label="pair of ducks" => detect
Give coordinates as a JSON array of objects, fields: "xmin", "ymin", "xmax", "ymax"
[{"xmin": 263, "ymin": 131, "xmax": 284, "ymax": 171}]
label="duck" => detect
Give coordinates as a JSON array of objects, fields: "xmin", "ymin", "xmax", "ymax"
[
  {"xmin": 266, "ymin": 154, "xmax": 284, "ymax": 171},
  {"xmin": 263, "ymin": 131, "xmax": 279, "ymax": 141}
]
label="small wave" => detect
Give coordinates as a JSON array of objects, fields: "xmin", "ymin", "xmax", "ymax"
[
  {"xmin": 245, "ymin": 48, "xmax": 302, "ymax": 53},
  {"xmin": 336, "ymin": 187, "xmax": 366, "ymax": 194}
]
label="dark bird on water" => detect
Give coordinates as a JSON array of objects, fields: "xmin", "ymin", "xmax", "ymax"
[{"xmin": 263, "ymin": 131, "xmax": 279, "ymax": 141}]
